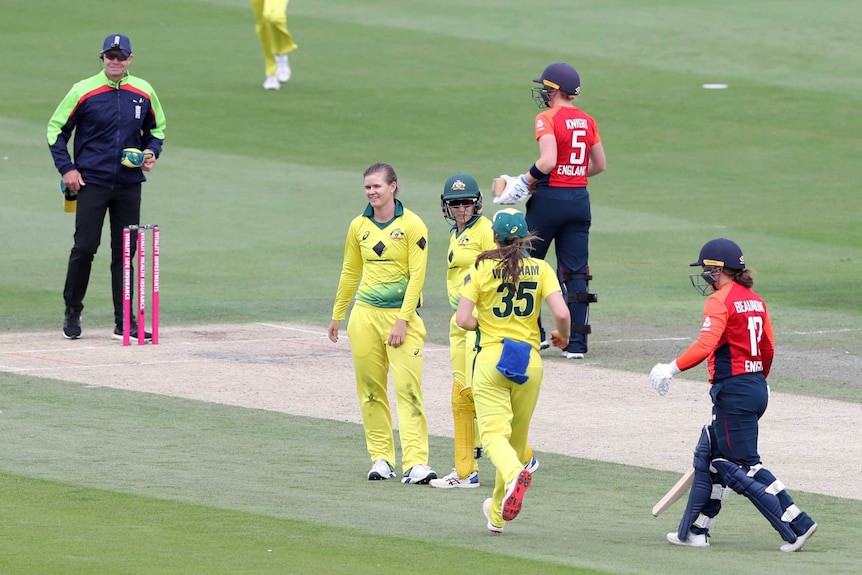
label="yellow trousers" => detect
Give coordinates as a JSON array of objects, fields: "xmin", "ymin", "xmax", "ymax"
[
  {"xmin": 250, "ymin": 0, "xmax": 298, "ymax": 76},
  {"xmin": 347, "ymin": 302, "xmax": 430, "ymax": 473},
  {"xmin": 472, "ymin": 342, "xmax": 543, "ymax": 526}
]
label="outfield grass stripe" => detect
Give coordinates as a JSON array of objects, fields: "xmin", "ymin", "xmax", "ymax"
[
  {"xmin": 3, "ymin": 376, "xmax": 859, "ymax": 574},
  {"xmin": 0, "ymin": 472, "xmax": 614, "ymax": 575}
]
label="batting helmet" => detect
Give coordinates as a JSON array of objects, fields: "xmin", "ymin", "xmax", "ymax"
[
  {"xmin": 689, "ymin": 238, "xmax": 746, "ymax": 295},
  {"xmin": 532, "ymin": 62, "xmax": 581, "ymax": 107},
  {"xmin": 691, "ymin": 238, "xmax": 745, "ymax": 271},
  {"xmin": 441, "ymin": 173, "xmax": 483, "ymax": 225}
]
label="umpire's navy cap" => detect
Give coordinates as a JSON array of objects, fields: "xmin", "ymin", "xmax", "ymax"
[{"xmin": 102, "ymin": 34, "xmax": 132, "ymax": 57}]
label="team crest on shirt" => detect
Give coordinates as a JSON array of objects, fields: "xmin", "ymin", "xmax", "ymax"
[
  {"xmin": 458, "ymin": 237, "xmax": 470, "ymax": 247},
  {"xmin": 389, "ymin": 228, "xmax": 404, "ymax": 241}
]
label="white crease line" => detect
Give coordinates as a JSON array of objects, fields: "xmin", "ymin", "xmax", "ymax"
[
  {"xmin": 255, "ymin": 323, "xmax": 328, "ymax": 336},
  {"xmin": 1, "ymin": 359, "xmax": 202, "ymax": 373}
]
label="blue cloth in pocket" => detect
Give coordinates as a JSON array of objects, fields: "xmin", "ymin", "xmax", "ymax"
[{"xmin": 496, "ymin": 338, "xmax": 532, "ymax": 384}]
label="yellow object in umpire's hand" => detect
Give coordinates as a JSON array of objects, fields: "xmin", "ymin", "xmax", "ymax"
[
  {"xmin": 120, "ymin": 147, "xmax": 154, "ymax": 168},
  {"xmin": 60, "ymin": 181, "xmax": 77, "ymax": 213}
]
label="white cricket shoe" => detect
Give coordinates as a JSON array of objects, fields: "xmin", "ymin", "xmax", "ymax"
[
  {"xmin": 667, "ymin": 531, "xmax": 710, "ymax": 547},
  {"xmin": 262, "ymin": 75, "xmax": 280, "ymax": 90},
  {"xmin": 483, "ymin": 498, "xmax": 504, "ymax": 534},
  {"xmin": 430, "ymin": 469, "xmax": 479, "ymax": 489},
  {"xmin": 524, "ymin": 455, "xmax": 540, "ymax": 474},
  {"xmin": 275, "ymin": 54, "xmax": 291, "ymax": 82},
  {"xmin": 780, "ymin": 522, "xmax": 817, "ymax": 552},
  {"xmin": 562, "ymin": 350, "xmax": 585, "ymax": 359},
  {"xmin": 401, "ymin": 464, "xmax": 437, "ymax": 485},
  {"xmin": 367, "ymin": 459, "xmax": 395, "ymax": 480},
  {"xmin": 539, "ymin": 340, "xmax": 550, "ymax": 350}
]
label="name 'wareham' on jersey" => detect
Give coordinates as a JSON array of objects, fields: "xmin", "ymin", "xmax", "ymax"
[{"xmin": 460, "ymin": 256, "xmax": 560, "ymax": 349}]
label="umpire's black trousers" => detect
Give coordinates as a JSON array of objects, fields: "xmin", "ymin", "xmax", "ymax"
[{"xmin": 63, "ymin": 183, "xmax": 141, "ymax": 327}]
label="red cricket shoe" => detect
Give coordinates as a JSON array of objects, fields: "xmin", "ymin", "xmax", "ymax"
[{"xmin": 502, "ymin": 469, "xmax": 532, "ymax": 521}]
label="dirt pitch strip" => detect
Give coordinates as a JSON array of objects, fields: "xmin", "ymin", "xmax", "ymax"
[{"xmin": 2, "ymin": 322, "xmax": 859, "ymax": 500}]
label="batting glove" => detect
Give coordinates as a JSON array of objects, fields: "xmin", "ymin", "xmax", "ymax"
[
  {"xmin": 649, "ymin": 361, "xmax": 681, "ymax": 396},
  {"xmin": 492, "ymin": 174, "xmax": 531, "ymax": 205}
]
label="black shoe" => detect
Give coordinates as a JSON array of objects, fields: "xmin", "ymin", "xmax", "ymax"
[
  {"xmin": 63, "ymin": 309, "xmax": 82, "ymax": 339},
  {"xmin": 113, "ymin": 323, "xmax": 152, "ymax": 342}
]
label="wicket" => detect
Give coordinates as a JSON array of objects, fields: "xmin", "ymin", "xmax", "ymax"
[{"xmin": 122, "ymin": 224, "xmax": 160, "ymax": 346}]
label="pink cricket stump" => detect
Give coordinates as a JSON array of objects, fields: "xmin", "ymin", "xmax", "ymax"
[
  {"xmin": 151, "ymin": 225, "xmax": 160, "ymax": 344},
  {"xmin": 122, "ymin": 226, "xmax": 133, "ymax": 346},
  {"xmin": 137, "ymin": 228, "xmax": 146, "ymax": 345}
]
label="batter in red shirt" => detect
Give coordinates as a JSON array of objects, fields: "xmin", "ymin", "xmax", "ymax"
[{"xmin": 650, "ymin": 238, "xmax": 817, "ymax": 552}]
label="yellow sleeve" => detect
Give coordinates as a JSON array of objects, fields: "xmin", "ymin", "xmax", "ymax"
[
  {"xmin": 331, "ymin": 218, "xmax": 363, "ymax": 321},
  {"xmin": 398, "ymin": 211, "xmax": 428, "ymax": 322}
]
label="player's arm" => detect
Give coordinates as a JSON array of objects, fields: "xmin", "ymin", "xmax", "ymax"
[
  {"xmin": 675, "ymin": 298, "xmax": 728, "ymax": 371},
  {"xmin": 649, "ymin": 297, "xmax": 727, "ymax": 396},
  {"xmin": 456, "ymin": 295, "xmax": 478, "ymax": 331},
  {"xmin": 397, "ymin": 216, "xmax": 428, "ymax": 323},
  {"xmin": 761, "ymin": 311, "xmax": 775, "ymax": 377},
  {"xmin": 545, "ymin": 290, "xmax": 570, "ymax": 349},
  {"xmin": 456, "ymin": 268, "xmax": 479, "ymax": 331},
  {"xmin": 521, "ymin": 113, "xmax": 557, "ymax": 186},
  {"xmin": 588, "ymin": 141, "xmax": 606, "ymax": 177},
  {"xmin": 530, "ymin": 133, "xmax": 557, "ymax": 182},
  {"xmin": 331, "ymin": 221, "xmax": 362, "ymax": 321},
  {"xmin": 538, "ymin": 262, "xmax": 569, "ymax": 347}
]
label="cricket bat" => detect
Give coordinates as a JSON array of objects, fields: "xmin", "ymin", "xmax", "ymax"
[
  {"xmin": 652, "ymin": 468, "xmax": 694, "ymax": 517},
  {"xmin": 492, "ymin": 176, "xmax": 508, "ymax": 197}
]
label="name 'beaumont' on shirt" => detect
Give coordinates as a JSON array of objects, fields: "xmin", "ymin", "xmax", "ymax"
[{"xmin": 733, "ymin": 300, "xmax": 765, "ymax": 313}]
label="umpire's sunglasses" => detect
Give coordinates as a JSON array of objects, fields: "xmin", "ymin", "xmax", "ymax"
[{"xmin": 103, "ymin": 51, "xmax": 129, "ymax": 61}]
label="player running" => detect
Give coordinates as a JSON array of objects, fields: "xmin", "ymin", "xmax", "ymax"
[
  {"xmin": 456, "ymin": 209, "xmax": 569, "ymax": 532},
  {"xmin": 649, "ymin": 238, "xmax": 817, "ymax": 552}
]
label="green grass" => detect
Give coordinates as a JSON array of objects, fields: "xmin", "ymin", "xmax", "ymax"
[
  {"xmin": 2, "ymin": 375, "xmax": 858, "ymax": 575},
  {"xmin": 1, "ymin": 0, "xmax": 861, "ymax": 572}
]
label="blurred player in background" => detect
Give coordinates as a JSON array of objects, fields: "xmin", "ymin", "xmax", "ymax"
[
  {"xmin": 328, "ymin": 162, "xmax": 437, "ymax": 485},
  {"xmin": 48, "ymin": 33, "xmax": 166, "ymax": 341},
  {"xmin": 495, "ymin": 62, "xmax": 606, "ymax": 359},
  {"xmin": 250, "ymin": 0, "xmax": 298, "ymax": 90},
  {"xmin": 432, "ymin": 175, "xmax": 539, "ymax": 490},
  {"xmin": 456, "ymin": 209, "xmax": 569, "ymax": 532},
  {"xmin": 649, "ymin": 238, "xmax": 817, "ymax": 552}
]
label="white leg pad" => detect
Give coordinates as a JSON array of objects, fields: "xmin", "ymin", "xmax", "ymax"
[{"xmin": 782, "ymin": 504, "xmax": 801, "ymax": 522}]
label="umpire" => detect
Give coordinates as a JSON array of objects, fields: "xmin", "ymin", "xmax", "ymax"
[{"xmin": 48, "ymin": 34, "xmax": 166, "ymax": 340}]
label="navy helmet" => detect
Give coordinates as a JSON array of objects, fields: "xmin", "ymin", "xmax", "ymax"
[{"xmin": 532, "ymin": 62, "xmax": 580, "ymax": 107}]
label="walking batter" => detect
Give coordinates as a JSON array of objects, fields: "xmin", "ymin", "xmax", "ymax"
[
  {"xmin": 494, "ymin": 62, "xmax": 606, "ymax": 358},
  {"xmin": 328, "ymin": 162, "xmax": 437, "ymax": 485},
  {"xmin": 457, "ymin": 209, "xmax": 569, "ymax": 532},
  {"xmin": 650, "ymin": 238, "xmax": 818, "ymax": 552}
]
